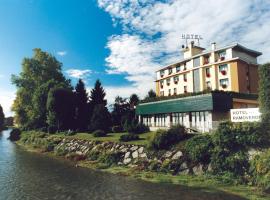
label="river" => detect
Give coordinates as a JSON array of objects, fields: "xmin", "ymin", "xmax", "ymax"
[{"xmin": 0, "ymin": 129, "xmax": 246, "ymax": 200}]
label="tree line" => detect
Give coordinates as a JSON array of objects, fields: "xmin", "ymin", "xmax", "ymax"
[{"xmin": 11, "ymin": 48, "xmax": 155, "ymax": 133}]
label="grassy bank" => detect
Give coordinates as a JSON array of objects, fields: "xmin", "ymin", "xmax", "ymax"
[{"xmin": 16, "ymin": 131, "xmax": 270, "ymax": 200}]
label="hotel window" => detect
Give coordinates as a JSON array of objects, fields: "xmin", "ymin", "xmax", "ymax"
[
  {"xmin": 176, "ymin": 64, "xmax": 181, "ymax": 72},
  {"xmin": 168, "ymin": 68, "xmax": 173, "ymax": 75},
  {"xmin": 173, "ymin": 88, "xmax": 177, "ymax": 95},
  {"xmin": 160, "ymin": 91, "xmax": 164, "ymax": 96},
  {"xmin": 219, "ymin": 64, "xmax": 228, "ymax": 75},
  {"xmin": 204, "ymin": 56, "xmax": 209, "ymax": 65},
  {"xmin": 220, "ymin": 78, "xmax": 229, "ymax": 89},
  {"xmin": 183, "ymin": 63, "xmax": 187, "ymax": 70},
  {"xmin": 174, "ymin": 76, "xmax": 179, "ymax": 84},
  {"xmin": 193, "ymin": 57, "xmax": 200, "ymax": 67},
  {"xmin": 183, "ymin": 74, "xmax": 187, "ymax": 82},
  {"xmin": 160, "ymin": 80, "xmax": 164, "ymax": 88},
  {"xmin": 205, "ymin": 68, "xmax": 210, "ymax": 78},
  {"xmin": 160, "ymin": 70, "xmax": 165, "ymax": 77},
  {"xmin": 184, "ymin": 86, "xmax": 187, "ymax": 93},
  {"xmin": 218, "ymin": 51, "xmax": 226, "ymax": 61},
  {"xmin": 166, "ymin": 78, "xmax": 171, "ymax": 86},
  {"xmin": 168, "ymin": 89, "xmax": 171, "ymax": 96},
  {"xmin": 206, "ymin": 81, "xmax": 212, "ymax": 90}
]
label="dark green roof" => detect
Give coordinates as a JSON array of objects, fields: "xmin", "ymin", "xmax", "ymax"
[{"xmin": 136, "ymin": 92, "xmax": 234, "ymax": 115}]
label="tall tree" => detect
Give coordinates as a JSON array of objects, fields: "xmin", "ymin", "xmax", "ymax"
[
  {"xmin": 259, "ymin": 63, "xmax": 270, "ymax": 128},
  {"xmin": 74, "ymin": 79, "xmax": 90, "ymax": 131},
  {"xmin": 12, "ymin": 48, "xmax": 71, "ymax": 129},
  {"xmin": 47, "ymin": 88, "xmax": 75, "ymax": 131},
  {"xmin": 90, "ymin": 104, "xmax": 111, "ymax": 132},
  {"xmin": 0, "ymin": 104, "xmax": 5, "ymax": 130},
  {"xmin": 111, "ymin": 96, "xmax": 129, "ymax": 126},
  {"xmin": 146, "ymin": 89, "xmax": 156, "ymax": 98},
  {"xmin": 129, "ymin": 93, "xmax": 140, "ymax": 109},
  {"xmin": 89, "ymin": 79, "xmax": 107, "ymax": 106}
]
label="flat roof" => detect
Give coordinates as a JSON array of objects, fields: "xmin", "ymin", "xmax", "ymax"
[{"xmin": 156, "ymin": 43, "xmax": 262, "ymax": 72}]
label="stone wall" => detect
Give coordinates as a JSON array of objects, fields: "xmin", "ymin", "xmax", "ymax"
[{"xmin": 53, "ymin": 138, "xmax": 207, "ymax": 175}]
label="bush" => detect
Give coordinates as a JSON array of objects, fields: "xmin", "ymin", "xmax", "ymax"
[
  {"xmin": 185, "ymin": 135, "xmax": 213, "ymax": 165},
  {"xmin": 250, "ymin": 149, "xmax": 270, "ymax": 191},
  {"xmin": 8, "ymin": 128, "xmax": 21, "ymax": 141},
  {"xmin": 148, "ymin": 125, "xmax": 187, "ymax": 150},
  {"xmin": 93, "ymin": 130, "xmax": 107, "ymax": 137},
  {"xmin": 119, "ymin": 134, "xmax": 139, "ymax": 142},
  {"xmin": 48, "ymin": 126, "xmax": 57, "ymax": 134},
  {"xmin": 98, "ymin": 152, "xmax": 124, "ymax": 166},
  {"xmin": 111, "ymin": 125, "xmax": 123, "ymax": 133},
  {"xmin": 124, "ymin": 119, "xmax": 149, "ymax": 134},
  {"xmin": 39, "ymin": 127, "xmax": 47, "ymax": 132},
  {"xmin": 64, "ymin": 130, "xmax": 76, "ymax": 136}
]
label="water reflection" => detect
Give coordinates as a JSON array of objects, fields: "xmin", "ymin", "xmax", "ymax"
[{"xmin": 0, "ymin": 129, "xmax": 246, "ymax": 200}]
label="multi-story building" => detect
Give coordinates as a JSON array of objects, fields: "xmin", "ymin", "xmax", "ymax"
[{"xmin": 136, "ymin": 42, "xmax": 262, "ymax": 132}]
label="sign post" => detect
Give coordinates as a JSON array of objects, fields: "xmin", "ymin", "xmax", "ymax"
[{"xmin": 230, "ymin": 108, "xmax": 261, "ymax": 122}]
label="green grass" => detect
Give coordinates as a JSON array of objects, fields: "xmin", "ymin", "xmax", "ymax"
[{"xmin": 54, "ymin": 131, "xmax": 155, "ymax": 146}]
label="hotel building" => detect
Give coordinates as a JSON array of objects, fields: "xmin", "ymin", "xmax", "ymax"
[{"xmin": 136, "ymin": 42, "xmax": 262, "ymax": 132}]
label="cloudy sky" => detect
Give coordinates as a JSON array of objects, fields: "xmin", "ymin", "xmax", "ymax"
[{"xmin": 0, "ymin": 0, "xmax": 270, "ymax": 116}]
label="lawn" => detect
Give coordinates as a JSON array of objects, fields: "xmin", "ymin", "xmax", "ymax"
[{"xmin": 54, "ymin": 131, "xmax": 155, "ymax": 146}]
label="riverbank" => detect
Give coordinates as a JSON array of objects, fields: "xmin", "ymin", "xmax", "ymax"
[{"xmin": 16, "ymin": 131, "xmax": 270, "ymax": 200}]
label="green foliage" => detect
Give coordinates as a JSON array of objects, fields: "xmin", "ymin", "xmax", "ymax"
[
  {"xmin": 93, "ymin": 130, "xmax": 107, "ymax": 137},
  {"xmin": 11, "ymin": 48, "xmax": 71, "ymax": 129},
  {"xmin": 210, "ymin": 121, "xmax": 261, "ymax": 176},
  {"xmin": 185, "ymin": 135, "xmax": 213, "ymax": 165},
  {"xmin": 258, "ymin": 63, "xmax": 270, "ymax": 144},
  {"xmin": 119, "ymin": 134, "xmax": 139, "ymax": 142},
  {"xmin": 74, "ymin": 79, "xmax": 90, "ymax": 131},
  {"xmin": 0, "ymin": 104, "xmax": 4, "ymax": 130},
  {"xmin": 90, "ymin": 104, "xmax": 111, "ymax": 132},
  {"xmin": 47, "ymin": 126, "xmax": 57, "ymax": 134},
  {"xmin": 89, "ymin": 79, "xmax": 107, "ymax": 106},
  {"xmin": 46, "ymin": 88, "xmax": 75, "ymax": 131},
  {"xmin": 98, "ymin": 152, "xmax": 123, "ymax": 166},
  {"xmin": 8, "ymin": 128, "xmax": 21, "ymax": 141},
  {"xmin": 148, "ymin": 125, "xmax": 187, "ymax": 150},
  {"xmin": 250, "ymin": 149, "xmax": 270, "ymax": 191},
  {"xmin": 129, "ymin": 94, "xmax": 139, "ymax": 107}
]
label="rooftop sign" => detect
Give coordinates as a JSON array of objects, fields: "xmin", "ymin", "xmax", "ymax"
[{"xmin": 230, "ymin": 108, "xmax": 261, "ymax": 122}]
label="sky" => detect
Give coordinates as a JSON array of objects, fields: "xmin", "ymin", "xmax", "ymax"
[{"xmin": 0, "ymin": 0, "xmax": 270, "ymax": 117}]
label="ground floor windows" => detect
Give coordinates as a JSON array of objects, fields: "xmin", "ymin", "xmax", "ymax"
[{"xmin": 140, "ymin": 111, "xmax": 212, "ymax": 132}]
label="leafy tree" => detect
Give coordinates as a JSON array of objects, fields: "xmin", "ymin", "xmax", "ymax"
[
  {"xmin": 259, "ymin": 63, "xmax": 270, "ymax": 128},
  {"xmin": 0, "ymin": 104, "xmax": 5, "ymax": 130},
  {"xmin": 74, "ymin": 79, "xmax": 90, "ymax": 131},
  {"xmin": 111, "ymin": 96, "xmax": 129, "ymax": 127},
  {"xmin": 12, "ymin": 48, "xmax": 71, "ymax": 129},
  {"xmin": 47, "ymin": 88, "xmax": 75, "ymax": 131},
  {"xmin": 90, "ymin": 104, "xmax": 111, "ymax": 132},
  {"xmin": 89, "ymin": 79, "xmax": 107, "ymax": 106},
  {"xmin": 129, "ymin": 93, "xmax": 139, "ymax": 109},
  {"xmin": 147, "ymin": 89, "xmax": 156, "ymax": 98}
]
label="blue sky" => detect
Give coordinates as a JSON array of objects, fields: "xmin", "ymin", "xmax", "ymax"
[{"xmin": 0, "ymin": 0, "xmax": 270, "ymax": 116}]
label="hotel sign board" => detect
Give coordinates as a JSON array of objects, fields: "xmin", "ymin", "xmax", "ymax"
[{"xmin": 230, "ymin": 108, "xmax": 261, "ymax": 122}]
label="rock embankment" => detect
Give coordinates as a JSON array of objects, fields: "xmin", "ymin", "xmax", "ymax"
[{"xmin": 54, "ymin": 138, "xmax": 208, "ymax": 175}]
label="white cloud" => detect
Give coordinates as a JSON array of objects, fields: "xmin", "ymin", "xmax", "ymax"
[
  {"xmin": 98, "ymin": 0, "xmax": 270, "ymax": 97},
  {"xmin": 66, "ymin": 69, "xmax": 92, "ymax": 79},
  {"xmin": 57, "ymin": 51, "xmax": 67, "ymax": 56},
  {"xmin": 0, "ymin": 89, "xmax": 15, "ymax": 117}
]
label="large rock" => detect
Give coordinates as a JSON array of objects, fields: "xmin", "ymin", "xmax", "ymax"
[
  {"xmin": 132, "ymin": 151, "xmax": 139, "ymax": 159},
  {"xmin": 123, "ymin": 158, "xmax": 132, "ymax": 164},
  {"xmin": 192, "ymin": 164, "xmax": 204, "ymax": 175},
  {"xmin": 138, "ymin": 147, "xmax": 144, "ymax": 154},
  {"xmin": 139, "ymin": 153, "xmax": 147, "ymax": 158},
  {"xmin": 172, "ymin": 151, "xmax": 183, "ymax": 160},
  {"xmin": 130, "ymin": 146, "xmax": 138, "ymax": 151},
  {"xmin": 164, "ymin": 151, "xmax": 173, "ymax": 158},
  {"xmin": 124, "ymin": 152, "xmax": 131, "ymax": 159}
]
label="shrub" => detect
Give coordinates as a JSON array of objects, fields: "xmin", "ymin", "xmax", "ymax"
[
  {"xmin": 124, "ymin": 119, "xmax": 149, "ymax": 134},
  {"xmin": 39, "ymin": 127, "xmax": 47, "ymax": 132},
  {"xmin": 48, "ymin": 126, "xmax": 57, "ymax": 134},
  {"xmin": 98, "ymin": 152, "xmax": 124, "ymax": 166},
  {"xmin": 64, "ymin": 130, "xmax": 76, "ymax": 136},
  {"xmin": 111, "ymin": 125, "xmax": 123, "ymax": 133},
  {"xmin": 185, "ymin": 135, "xmax": 213, "ymax": 165},
  {"xmin": 93, "ymin": 130, "xmax": 107, "ymax": 137},
  {"xmin": 8, "ymin": 128, "xmax": 21, "ymax": 141},
  {"xmin": 148, "ymin": 125, "xmax": 187, "ymax": 150},
  {"xmin": 250, "ymin": 149, "xmax": 270, "ymax": 191},
  {"xmin": 119, "ymin": 134, "xmax": 139, "ymax": 142}
]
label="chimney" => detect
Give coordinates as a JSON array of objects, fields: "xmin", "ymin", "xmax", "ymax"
[{"xmin": 211, "ymin": 42, "xmax": 216, "ymax": 51}]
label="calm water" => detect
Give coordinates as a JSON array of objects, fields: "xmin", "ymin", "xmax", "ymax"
[{"xmin": 0, "ymin": 129, "xmax": 246, "ymax": 200}]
